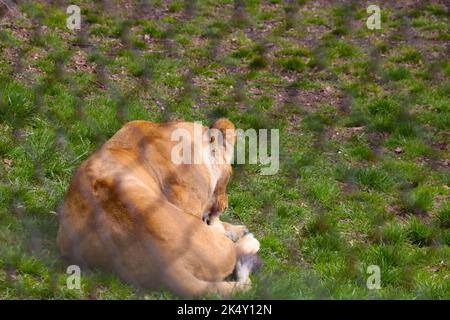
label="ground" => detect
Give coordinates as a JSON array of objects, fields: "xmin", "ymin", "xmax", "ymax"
[{"xmin": 0, "ymin": 0, "xmax": 449, "ymax": 299}]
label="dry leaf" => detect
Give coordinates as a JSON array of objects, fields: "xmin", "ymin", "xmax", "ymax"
[{"xmin": 3, "ymin": 159, "xmax": 12, "ymax": 167}]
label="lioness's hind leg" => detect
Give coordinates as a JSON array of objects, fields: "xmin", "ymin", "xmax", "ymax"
[{"xmin": 165, "ymin": 264, "xmax": 251, "ymax": 298}]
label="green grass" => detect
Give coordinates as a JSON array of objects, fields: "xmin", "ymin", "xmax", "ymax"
[{"xmin": 0, "ymin": 0, "xmax": 448, "ymax": 300}]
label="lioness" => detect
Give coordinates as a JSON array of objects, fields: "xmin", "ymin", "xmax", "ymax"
[{"xmin": 57, "ymin": 118, "xmax": 260, "ymax": 298}]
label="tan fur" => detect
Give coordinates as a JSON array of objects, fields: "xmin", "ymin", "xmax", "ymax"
[{"xmin": 56, "ymin": 119, "xmax": 259, "ymax": 298}]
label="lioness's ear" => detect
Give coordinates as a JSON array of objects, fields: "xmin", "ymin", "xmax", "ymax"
[
  {"xmin": 210, "ymin": 118, "xmax": 236, "ymax": 164},
  {"xmin": 210, "ymin": 118, "xmax": 236, "ymax": 146}
]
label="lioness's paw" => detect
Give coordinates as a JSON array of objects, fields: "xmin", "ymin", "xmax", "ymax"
[
  {"xmin": 236, "ymin": 233, "xmax": 260, "ymax": 255},
  {"xmin": 234, "ymin": 225, "xmax": 249, "ymax": 239},
  {"xmin": 225, "ymin": 225, "xmax": 249, "ymax": 242}
]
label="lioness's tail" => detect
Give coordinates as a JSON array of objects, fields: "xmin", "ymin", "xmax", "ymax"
[{"xmin": 235, "ymin": 254, "xmax": 263, "ymax": 284}]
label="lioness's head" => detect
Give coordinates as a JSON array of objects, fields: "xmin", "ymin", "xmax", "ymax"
[{"xmin": 207, "ymin": 118, "xmax": 236, "ymax": 216}]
